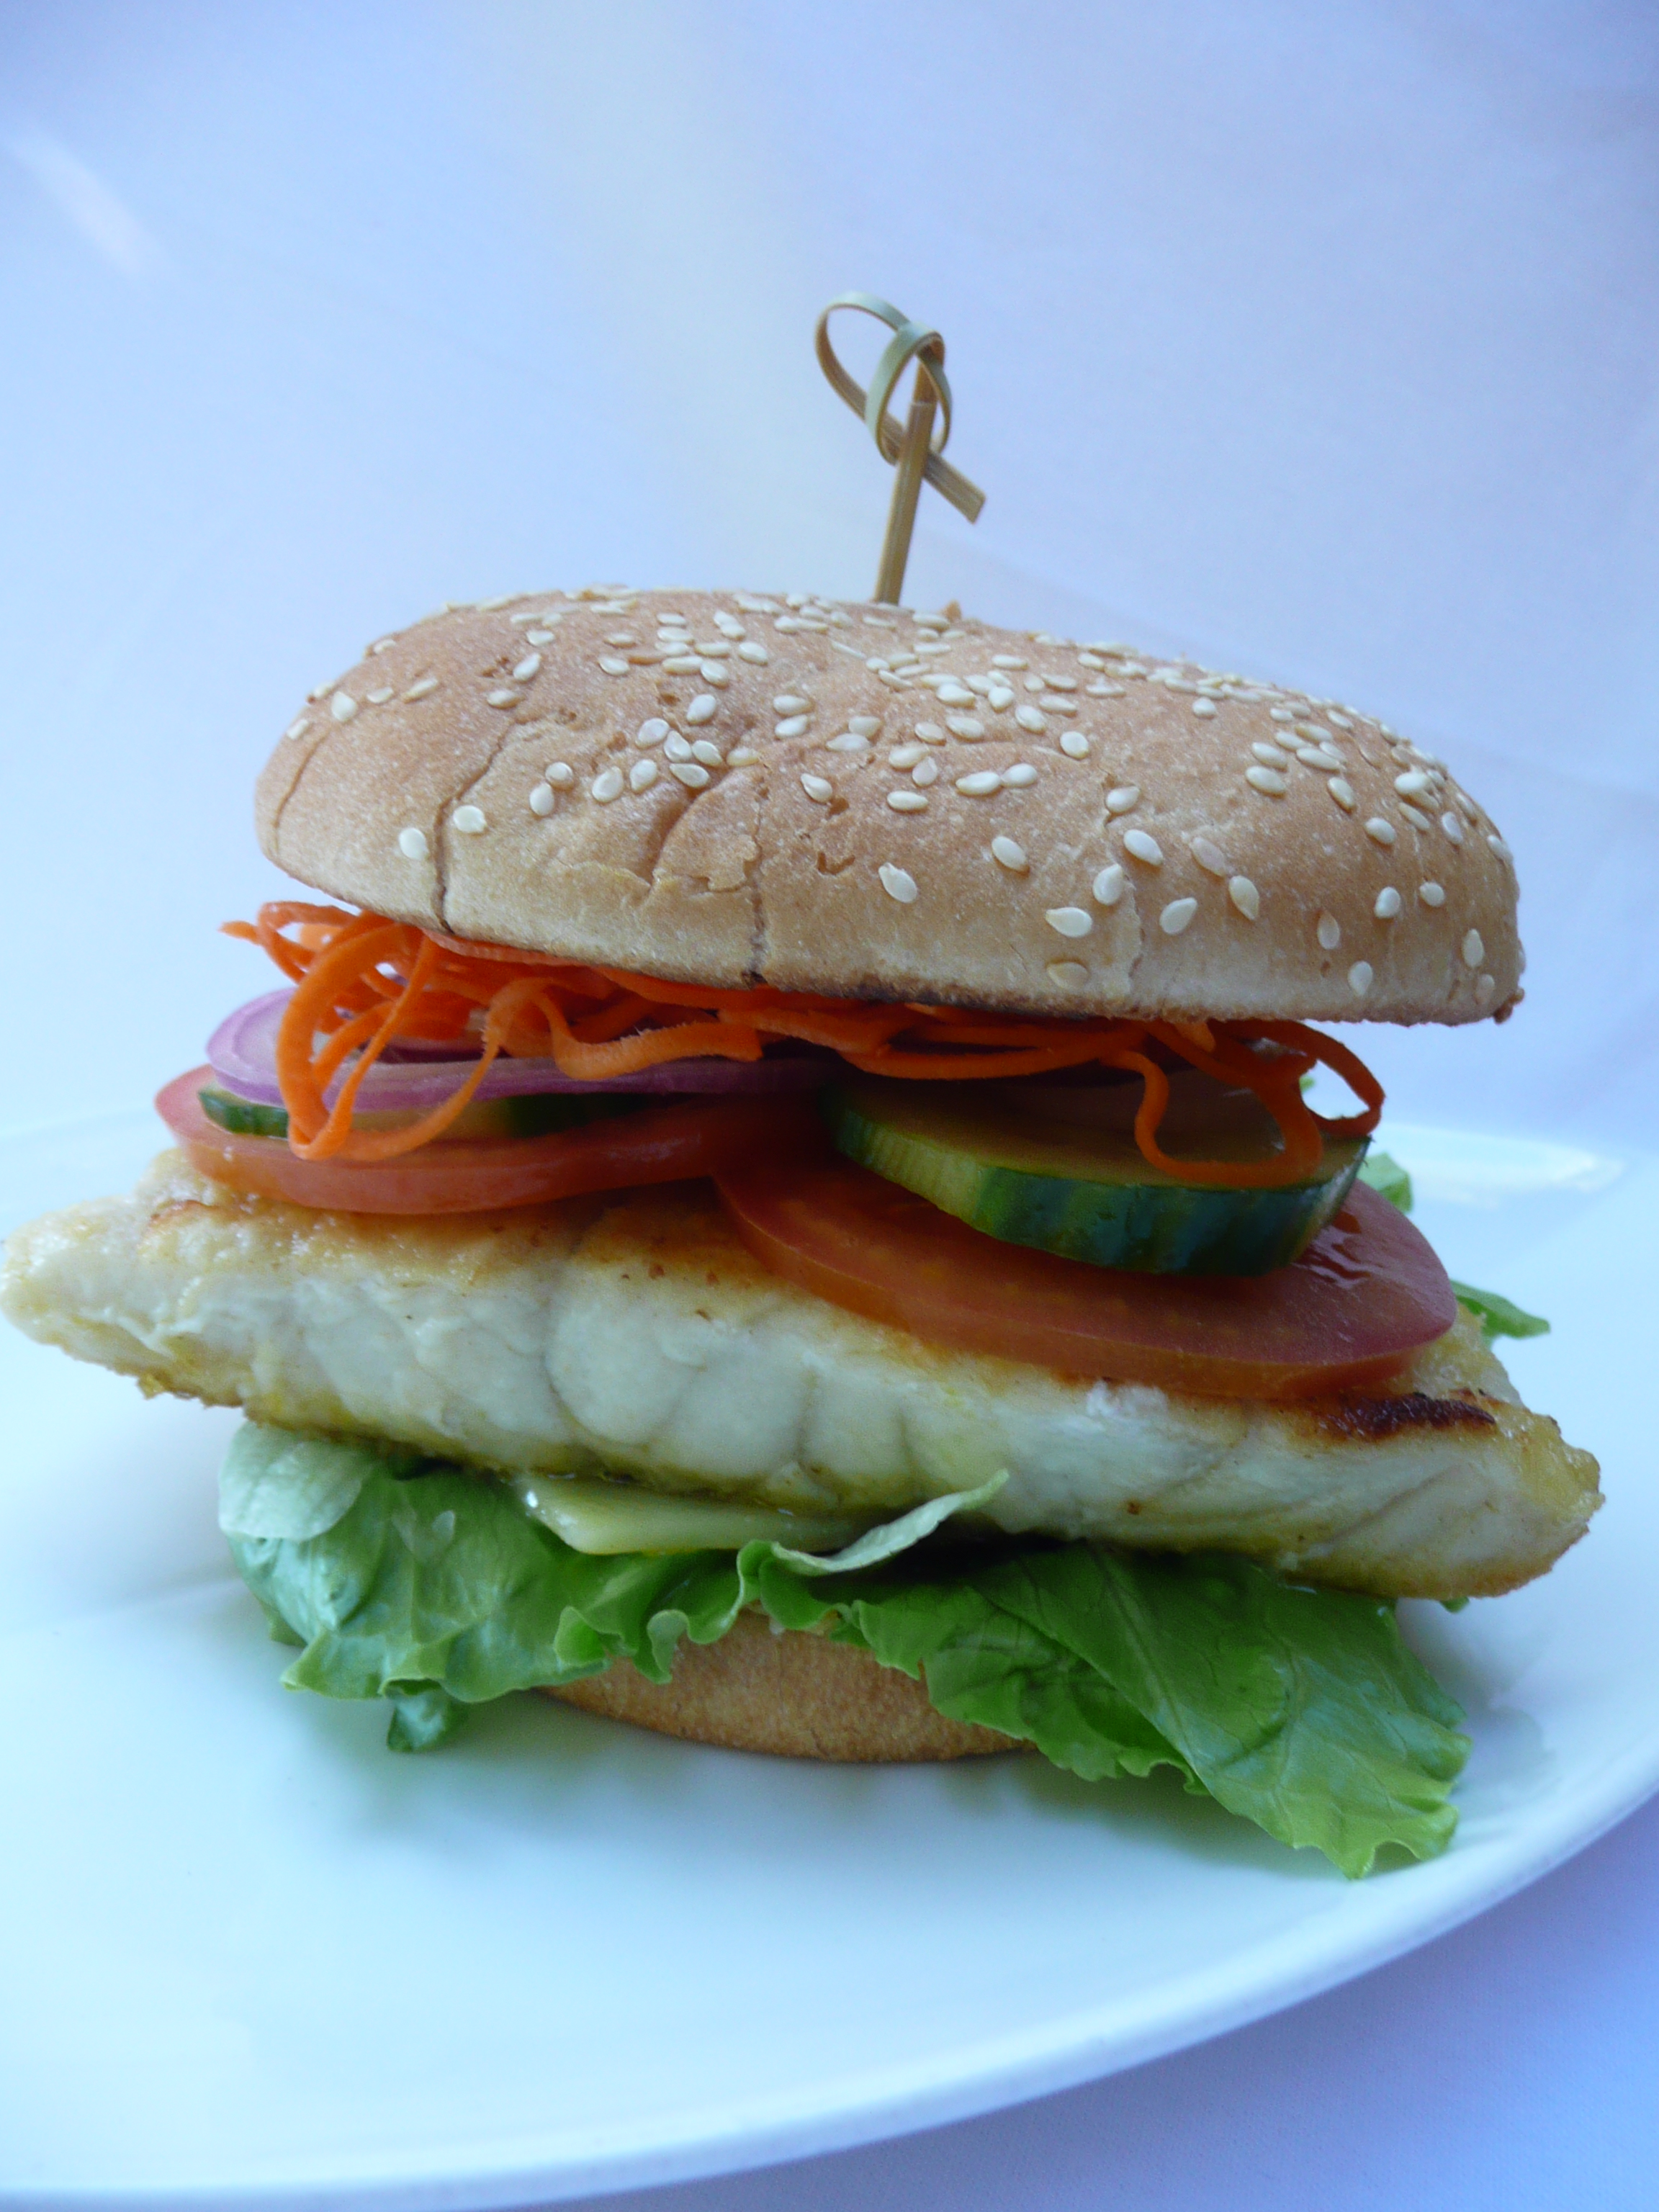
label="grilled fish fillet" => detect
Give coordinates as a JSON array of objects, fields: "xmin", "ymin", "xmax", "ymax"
[{"xmin": 1, "ymin": 1151, "xmax": 1599, "ymax": 1599}]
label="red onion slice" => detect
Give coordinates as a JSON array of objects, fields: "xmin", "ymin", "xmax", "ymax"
[{"xmin": 206, "ymin": 990, "xmax": 840, "ymax": 1110}]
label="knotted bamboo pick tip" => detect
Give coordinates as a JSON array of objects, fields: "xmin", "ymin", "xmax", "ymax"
[{"xmin": 815, "ymin": 294, "xmax": 985, "ymax": 606}]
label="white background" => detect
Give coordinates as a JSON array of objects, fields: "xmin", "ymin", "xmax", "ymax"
[{"xmin": 3, "ymin": 3, "xmax": 1657, "ymax": 2206}]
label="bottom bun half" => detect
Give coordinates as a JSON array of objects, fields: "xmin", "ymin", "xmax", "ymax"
[{"xmin": 542, "ymin": 1608, "xmax": 1020, "ymax": 1763}]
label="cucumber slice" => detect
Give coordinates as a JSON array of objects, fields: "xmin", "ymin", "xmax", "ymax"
[
  {"xmin": 824, "ymin": 1072, "xmax": 1367, "ymax": 1276},
  {"xmin": 197, "ymin": 1087, "xmax": 643, "ymax": 1143}
]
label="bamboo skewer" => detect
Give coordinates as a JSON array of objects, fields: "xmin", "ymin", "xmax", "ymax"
[{"xmin": 814, "ymin": 294, "xmax": 984, "ymax": 605}]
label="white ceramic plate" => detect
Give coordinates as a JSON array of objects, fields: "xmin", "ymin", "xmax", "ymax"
[{"xmin": 1, "ymin": 1112, "xmax": 1655, "ymax": 2209}]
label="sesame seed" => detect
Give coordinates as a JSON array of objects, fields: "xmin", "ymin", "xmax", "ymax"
[
  {"xmin": 912, "ymin": 758, "xmax": 938, "ymax": 786},
  {"xmin": 1401, "ymin": 804, "xmax": 1434, "ymax": 831},
  {"xmin": 331, "ymin": 691, "xmax": 358, "ymax": 721},
  {"xmin": 1160, "ymin": 897, "xmax": 1198, "ymax": 935},
  {"xmin": 1060, "ymin": 731, "xmax": 1091, "ymax": 758},
  {"xmin": 775, "ymin": 716, "xmax": 809, "ymax": 739},
  {"xmin": 1348, "ymin": 961, "xmax": 1374, "ymax": 998},
  {"xmin": 1395, "ymin": 770, "xmax": 1430, "ymax": 795},
  {"xmin": 475, "ymin": 595, "xmax": 516, "ymax": 612},
  {"xmin": 670, "ymin": 761, "xmax": 710, "ymax": 790},
  {"xmin": 737, "ymin": 642, "xmax": 769, "ymax": 663},
  {"xmin": 888, "ymin": 790, "xmax": 928, "ymax": 812},
  {"xmin": 990, "ymin": 835, "xmax": 1028, "ymax": 872},
  {"xmin": 956, "ymin": 770, "xmax": 1002, "ymax": 795},
  {"xmin": 487, "ymin": 688, "xmax": 522, "ymax": 709},
  {"xmin": 397, "ymin": 826, "xmax": 428, "ymax": 859},
  {"xmin": 506, "ymin": 654, "xmax": 541, "ymax": 683},
  {"xmin": 880, "ymin": 863, "xmax": 919, "ymax": 904},
  {"xmin": 1375, "ymin": 886, "xmax": 1402, "ymax": 919},
  {"xmin": 1328, "ymin": 711, "xmax": 1354, "ymax": 729},
  {"xmin": 664, "ymin": 734, "xmax": 693, "ymax": 760},
  {"xmin": 1002, "ymin": 763, "xmax": 1038, "ymax": 788},
  {"xmin": 987, "ymin": 685, "xmax": 1016, "ymax": 711},
  {"xmin": 992, "ymin": 654, "xmax": 1028, "ymax": 670},
  {"xmin": 637, "ymin": 718, "xmax": 669, "ymax": 746},
  {"xmin": 1269, "ymin": 707, "xmax": 1295, "ymax": 722},
  {"xmin": 1251, "ymin": 741, "xmax": 1288, "ymax": 768},
  {"xmin": 529, "ymin": 783, "xmax": 555, "ymax": 815},
  {"xmin": 1487, "ymin": 833, "xmax": 1514, "ymax": 863},
  {"xmin": 1317, "ymin": 912, "xmax": 1341, "ymax": 950},
  {"xmin": 1046, "ymin": 906, "xmax": 1094, "ymax": 938},
  {"xmin": 526, "ymin": 631, "xmax": 554, "ymax": 646},
  {"xmin": 727, "ymin": 747, "xmax": 761, "ymax": 766},
  {"xmin": 714, "ymin": 612, "xmax": 745, "ymax": 638},
  {"xmin": 1441, "ymin": 811, "xmax": 1465, "ymax": 845},
  {"xmin": 1015, "ymin": 705, "xmax": 1048, "ymax": 733},
  {"xmin": 1418, "ymin": 881, "xmax": 1445, "ymax": 907},
  {"xmin": 1093, "ymin": 864, "xmax": 1125, "ymax": 907},
  {"xmin": 936, "ymin": 683, "xmax": 976, "ymax": 709},
  {"xmin": 1246, "ymin": 765, "xmax": 1288, "ymax": 796},
  {"xmin": 1191, "ymin": 699, "xmax": 1218, "ymax": 719},
  {"xmin": 1364, "ymin": 817, "xmax": 1398, "ymax": 846},
  {"xmin": 285, "ymin": 717, "xmax": 310, "ymax": 740},
  {"xmin": 685, "ymin": 695, "xmax": 717, "ymax": 725},
  {"xmin": 1462, "ymin": 929, "xmax": 1485, "ymax": 968},
  {"xmin": 1123, "ymin": 828, "xmax": 1163, "ymax": 866},
  {"xmin": 598, "ymin": 657, "xmax": 629, "ymax": 676},
  {"xmin": 914, "ymin": 721, "xmax": 946, "ymax": 743},
  {"xmin": 1475, "ymin": 973, "xmax": 1497, "ymax": 1007},
  {"xmin": 1040, "ymin": 674, "xmax": 1078, "ymax": 693},
  {"xmin": 628, "ymin": 760, "xmax": 659, "ymax": 793},
  {"xmin": 1106, "ymin": 784, "xmax": 1140, "ymax": 814},
  {"xmin": 1228, "ymin": 876, "xmax": 1259, "ymax": 920},
  {"xmin": 452, "ymin": 805, "xmax": 487, "ymax": 834},
  {"xmin": 827, "ymin": 733, "xmax": 871, "ymax": 753},
  {"xmin": 1328, "ymin": 778, "xmax": 1356, "ymax": 810},
  {"xmin": 801, "ymin": 773, "xmax": 832, "ymax": 803},
  {"xmin": 545, "ymin": 762, "xmax": 575, "ymax": 788},
  {"xmin": 947, "ymin": 713, "xmax": 986, "ymax": 739},
  {"xmin": 369, "ymin": 637, "xmax": 396, "ymax": 655},
  {"xmin": 590, "ymin": 768, "xmax": 624, "ymax": 802},
  {"xmin": 700, "ymin": 662, "xmax": 730, "ymax": 686},
  {"xmin": 1046, "ymin": 959, "xmax": 1090, "ymax": 988},
  {"xmin": 1297, "ymin": 745, "xmax": 1344, "ymax": 770},
  {"xmin": 774, "ymin": 694, "xmax": 809, "ymax": 713},
  {"xmin": 849, "ymin": 715, "xmax": 881, "ymax": 737},
  {"xmin": 366, "ymin": 686, "xmax": 394, "ymax": 705},
  {"xmin": 1087, "ymin": 680, "xmax": 1125, "ymax": 697},
  {"xmin": 691, "ymin": 739, "xmax": 723, "ymax": 766},
  {"xmin": 1191, "ymin": 837, "xmax": 1227, "ymax": 876}
]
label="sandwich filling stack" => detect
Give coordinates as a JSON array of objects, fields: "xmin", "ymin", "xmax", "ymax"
[{"xmin": 1, "ymin": 586, "xmax": 1599, "ymax": 1874}]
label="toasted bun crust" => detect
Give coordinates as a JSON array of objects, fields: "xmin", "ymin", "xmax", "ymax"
[
  {"xmin": 541, "ymin": 1608, "xmax": 1017, "ymax": 1761},
  {"xmin": 258, "ymin": 588, "xmax": 1521, "ymax": 1024}
]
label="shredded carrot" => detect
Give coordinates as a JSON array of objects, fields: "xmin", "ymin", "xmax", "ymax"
[{"xmin": 222, "ymin": 904, "xmax": 1384, "ymax": 1185}]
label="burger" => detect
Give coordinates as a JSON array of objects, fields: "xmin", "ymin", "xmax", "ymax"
[{"xmin": 0, "ymin": 585, "xmax": 1599, "ymax": 1876}]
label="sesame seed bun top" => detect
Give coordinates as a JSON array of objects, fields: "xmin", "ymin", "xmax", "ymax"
[{"xmin": 256, "ymin": 586, "xmax": 1521, "ymax": 1025}]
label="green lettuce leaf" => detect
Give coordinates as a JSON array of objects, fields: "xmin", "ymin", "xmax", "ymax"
[
  {"xmin": 225, "ymin": 1427, "xmax": 1469, "ymax": 1875},
  {"xmin": 1357, "ymin": 1148, "xmax": 1414, "ymax": 1213},
  {"xmin": 1445, "ymin": 1282, "xmax": 1550, "ymax": 1344}
]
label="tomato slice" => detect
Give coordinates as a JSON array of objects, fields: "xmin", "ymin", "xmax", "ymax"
[
  {"xmin": 717, "ymin": 1154, "xmax": 1456, "ymax": 1399},
  {"xmin": 158, "ymin": 1068, "xmax": 819, "ymax": 1215}
]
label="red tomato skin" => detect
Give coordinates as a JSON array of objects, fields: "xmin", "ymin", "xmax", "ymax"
[
  {"xmin": 157, "ymin": 1069, "xmax": 818, "ymax": 1215},
  {"xmin": 717, "ymin": 1154, "xmax": 1456, "ymax": 1401}
]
